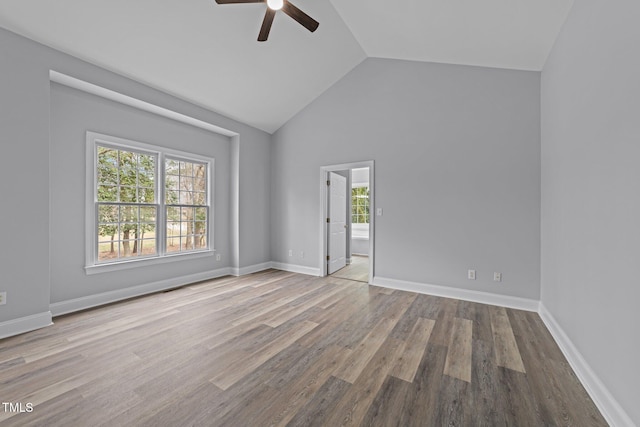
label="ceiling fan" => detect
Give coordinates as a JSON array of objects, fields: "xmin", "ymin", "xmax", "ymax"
[{"xmin": 214, "ymin": 0, "xmax": 319, "ymax": 42}]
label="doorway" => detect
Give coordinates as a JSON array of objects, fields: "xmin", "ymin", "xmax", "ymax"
[{"xmin": 319, "ymin": 161, "xmax": 374, "ymax": 284}]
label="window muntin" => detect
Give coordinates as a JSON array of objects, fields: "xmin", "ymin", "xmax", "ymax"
[
  {"xmin": 88, "ymin": 133, "xmax": 213, "ymax": 270},
  {"xmin": 351, "ymin": 186, "xmax": 370, "ymax": 224}
]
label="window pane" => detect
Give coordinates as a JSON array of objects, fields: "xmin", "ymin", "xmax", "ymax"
[
  {"xmin": 138, "ymin": 239, "xmax": 156, "ymax": 257},
  {"xmin": 193, "ymin": 192, "xmax": 206, "ymax": 206},
  {"xmin": 98, "ymin": 204, "xmax": 118, "ymax": 224},
  {"xmin": 166, "ymin": 207, "xmax": 180, "ymax": 221},
  {"xmin": 97, "ymin": 148, "xmax": 118, "ymax": 185},
  {"xmin": 140, "ymin": 206, "xmax": 156, "ymax": 222},
  {"xmin": 98, "ymin": 185, "xmax": 117, "ymax": 202},
  {"xmin": 180, "ymin": 162, "xmax": 191, "ymax": 176},
  {"xmin": 195, "ymin": 235, "xmax": 207, "ymax": 249},
  {"xmin": 121, "ymin": 206, "xmax": 138, "ymax": 222},
  {"xmin": 138, "ymin": 154, "xmax": 155, "ymax": 184},
  {"xmin": 166, "ymin": 159, "xmax": 179, "ymax": 175},
  {"xmin": 181, "ymin": 237, "xmax": 194, "ymax": 251},
  {"xmin": 120, "ymin": 186, "xmax": 137, "ymax": 203},
  {"xmin": 181, "ymin": 207, "xmax": 195, "ymax": 221},
  {"xmin": 118, "ymin": 156, "xmax": 138, "ymax": 198},
  {"xmin": 195, "ymin": 207, "xmax": 207, "ymax": 221},
  {"xmin": 166, "ymin": 238, "xmax": 180, "ymax": 252},
  {"xmin": 181, "ymin": 176, "xmax": 194, "ymax": 192},
  {"xmin": 120, "ymin": 240, "xmax": 136, "ymax": 258},
  {"xmin": 139, "ymin": 187, "xmax": 154, "ymax": 203},
  {"xmin": 141, "ymin": 223, "xmax": 156, "ymax": 237},
  {"xmin": 98, "ymin": 243, "xmax": 118, "ymax": 262},
  {"xmin": 180, "ymin": 191, "xmax": 194, "ymax": 205},
  {"xmin": 194, "ymin": 221, "xmax": 206, "ymax": 235},
  {"xmin": 167, "ymin": 221, "xmax": 180, "ymax": 235},
  {"xmin": 165, "ymin": 189, "xmax": 178, "ymax": 204},
  {"xmin": 165, "ymin": 175, "xmax": 179, "ymax": 192}
]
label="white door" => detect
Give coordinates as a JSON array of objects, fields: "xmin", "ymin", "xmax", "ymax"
[{"xmin": 328, "ymin": 172, "xmax": 347, "ymax": 274}]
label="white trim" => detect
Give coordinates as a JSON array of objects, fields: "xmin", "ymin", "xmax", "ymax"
[
  {"xmin": 271, "ymin": 262, "xmax": 320, "ymax": 277},
  {"xmin": 85, "ymin": 250, "xmax": 216, "ymax": 275},
  {"xmin": 231, "ymin": 262, "xmax": 273, "ymax": 276},
  {"xmin": 319, "ymin": 161, "xmax": 375, "ymax": 283},
  {"xmin": 539, "ymin": 304, "xmax": 636, "ymax": 427},
  {"xmin": 372, "ymin": 276, "xmax": 539, "ymax": 312},
  {"xmin": 50, "ymin": 267, "xmax": 232, "ymax": 316},
  {"xmin": 49, "ymin": 70, "xmax": 237, "ymax": 137},
  {"xmin": 0, "ymin": 311, "xmax": 53, "ymax": 339}
]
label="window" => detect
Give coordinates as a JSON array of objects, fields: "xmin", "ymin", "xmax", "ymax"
[
  {"xmin": 351, "ymin": 186, "xmax": 369, "ymax": 224},
  {"xmin": 165, "ymin": 159, "xmax": 208, "ymax": 253},
  {"xmin": 96, "ymin": 146, "xmax": 158, "ymax": 261},
  {"xmin": 87, "ymin": 132, "xmax": 213, "ymax": 272}
]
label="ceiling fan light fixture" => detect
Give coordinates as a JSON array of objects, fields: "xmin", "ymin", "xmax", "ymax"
[{"xmin": 266, "ymin": 0, "xmax": 283, "ymax": 11}]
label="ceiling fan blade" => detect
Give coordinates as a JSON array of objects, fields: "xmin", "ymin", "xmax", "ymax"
[
  {"xmin": 282, "ymin": 1, "xmax": 319, "ymax": 33},
  {"xmin": 215, "ymin": 0, "xmax": 264, "ymax": 4},
  {"xmin": 258, "ymin": 8, "xmax": 276, "ymax": 42}
]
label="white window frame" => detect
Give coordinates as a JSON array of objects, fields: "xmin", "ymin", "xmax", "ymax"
[{"xmin": 85, "ymin": 131, "xmax": 214, "ymax": 274}]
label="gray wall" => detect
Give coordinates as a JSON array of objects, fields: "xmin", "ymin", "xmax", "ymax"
[
  {"xmin": 49, "ymin": 84, "xmax": 229, "ymax": 303},
  {"xmin": 0, "ymin": 29, "xmax": 51, "ymax": 322},
  {"xmin": 0, "ymin": 27, "xmax": 271, "ymax": 325},
  {"xmin": 272, "ymin": 58, "xmax": 541, "ymax": 299},
  {"xmin": 541, "ymin": 0, "xmax": 640, "ymax": 424}
]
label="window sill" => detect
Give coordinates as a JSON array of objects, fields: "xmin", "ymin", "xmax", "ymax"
[{"xmin": 85, "ymin": 249, "xmax": 215, "ymax": 275}]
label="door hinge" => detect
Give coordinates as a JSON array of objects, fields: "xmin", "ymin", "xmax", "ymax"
[
  {"xmin": 326, "ymin": 180, "xmax": 330, "ymax": 186},
  {"xmin": 326, "ymin": 217, "xmax": 330, "ymax": 223},
  {"xmin": 326, "ymin": 255, "xmax": 330, "ymax": 261}
]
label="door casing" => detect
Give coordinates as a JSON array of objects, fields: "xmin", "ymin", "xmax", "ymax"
[{"xmin": 319, "ymin": 160, "xmax": 374, "ymax": 282}]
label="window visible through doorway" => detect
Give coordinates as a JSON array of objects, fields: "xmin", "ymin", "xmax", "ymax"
[{"xmin": 351, "ymin": 186, "xmax": 369, "ymax": 224}]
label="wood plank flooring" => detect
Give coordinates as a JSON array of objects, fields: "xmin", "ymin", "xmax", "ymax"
[
  {"xmin": 331, "ymin": 255, "xmax": 369, "ymax": 283},
  {"xmin": 0, "ymin": 270, "xmax": 607, "ymax": 426}
]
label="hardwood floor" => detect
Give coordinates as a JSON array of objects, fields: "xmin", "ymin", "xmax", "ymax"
[
  {"xmin": 0, "ymin": 270, "xmax": 606, "ymax": 426},
  {"xmin": 331, "ymin": 255, "xmax": 369, "ymax": 283}
]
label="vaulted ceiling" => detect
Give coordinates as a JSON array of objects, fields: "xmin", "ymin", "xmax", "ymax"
[{"xmin": 0, "ymin": 0, "xmax": 573, "ymax": 133}]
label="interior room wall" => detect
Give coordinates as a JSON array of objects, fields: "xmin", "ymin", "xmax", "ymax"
[
  {"xmin": 272, "ymin": 57, "xmax": 541, "ymax": 300},
  {"xmin": 0, "ymin": 27, "xmax": 271, "ymax": 333},
  {"xmin": 0, "ymin": 28, "xmax": 51, "ymax": 329},
  {"xmin": 541, "ymin": 0, "xmax": 640, "ymax": 424},
  {"xmin": 49, "ymin": 83, "xmax": 230, "ymax": 303}
]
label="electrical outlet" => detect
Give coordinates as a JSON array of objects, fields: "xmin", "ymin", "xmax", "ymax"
[
  {"xmin": 494, "ymin": 272, "xmax": 502, "ymax": 282},
  {"xmin": 0, "ymin": 292, "xmax": 6, "ymax": 305},
  {"xmin": 288, "ymin": 250, "xmax": 293, "ymax": 257},
  {"xmin": 468, "ymin": 270, "xmax": 476, "ymax": 280},
  {"xmin": 300, "ymin": 251, "xmax": 304, "ymax": 258},
  {"xmin": 216, "ymin": 254, "xmax": 221, "ymax": 261}
]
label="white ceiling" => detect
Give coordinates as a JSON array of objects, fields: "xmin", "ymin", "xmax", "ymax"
[{"xmin": 0, "ymin": 0, "xmax": 573, "ymax": 133}]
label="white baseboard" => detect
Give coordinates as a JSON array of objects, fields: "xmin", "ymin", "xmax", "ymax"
[
  {"xmin": 372, "ymin": 276, "xmax": 539, "ymax": 312},
  {"xmin": 231, "ymin": 262, "xmax": 273, "ymax": 276},
  {"xmin": 539, "ymin": 303, "xmax": 635, "ymax": 427},
  {"xmin": 0, "ymin": 311, "xmax": 53, "ymax": 339},
  {"xmin": 50, "ymin": 267, "xmax": 232, "ymax": 316},
  {"xmin": 270, "ymin": 262, "xmax": 320, "ymax": 277}
]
